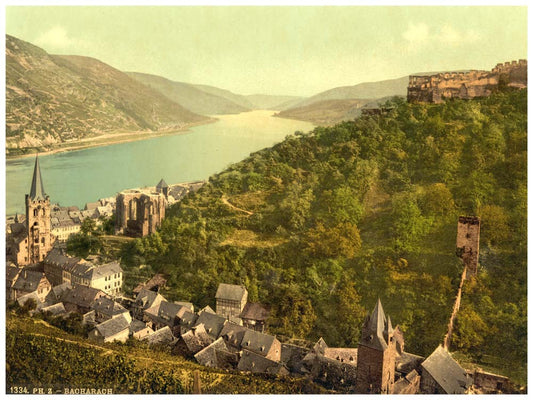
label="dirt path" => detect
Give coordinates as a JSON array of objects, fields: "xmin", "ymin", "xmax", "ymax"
[{"xmin": 221, "ymin": 195, "xmax": 253, "ymax": 216}]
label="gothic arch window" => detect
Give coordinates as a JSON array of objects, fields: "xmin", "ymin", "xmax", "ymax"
[
  {"xmin": 34, "ymin": 209, "xmax": 39, "ymax": 217},
  {"xmin": 42, "ymin": 208, "xmax": 46, "ymax": 216}
]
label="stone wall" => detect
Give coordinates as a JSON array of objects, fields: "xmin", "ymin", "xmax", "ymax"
[
  {"xmin": 456, "ymin": 216, "xmax": 480, "ymax": 278},
  {"xmin": 408, "ymin": 60, "xmax": 527, "ymax": 104}
]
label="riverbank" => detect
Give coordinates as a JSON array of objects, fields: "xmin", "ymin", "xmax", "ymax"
[{"xmin": 6, "ymin": 118, "xmax": 218, "ymax": 160}]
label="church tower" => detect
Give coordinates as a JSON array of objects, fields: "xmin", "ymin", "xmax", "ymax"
[
  {"xmin": 355, "ymin": 299, "xmax": 397, "ymax": 394},
  {"xmin": 25, "ymin": 155, "xmax": 54, "ymax": 264}
]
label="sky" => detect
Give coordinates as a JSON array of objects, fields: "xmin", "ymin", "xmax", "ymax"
[{"xmin": 5, "ymin": 6, "xmax": 528, "ymax": 97}]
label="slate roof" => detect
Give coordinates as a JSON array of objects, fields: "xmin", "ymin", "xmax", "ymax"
[
  {"xmin": 359, "ymin": 299, "xmax": 394, "ymax": 351},
  {"xmin": 44, "ymin": 248, "xmax": 80, "ymax": 268},
  {"xmin": 88, "ymin": 261, "xmax": 122, "ymax": 281},
  {"xmin": 92, "ymin": 297, "xmax": 128, "ymax": 318},
  {"xmin": 313, "ymin": 337, "xmax": 328, "ymax": 355},
  {"xmin": 179, "ymin": 310, "xmax": 199, "ymax": 330},
  {"xmin": 180, "ymin": 323, "xmax": 213, "ymax": 354},
  {"xmin": 241, "ymin": 329, "xmax": 279, "ymax": 358},
  {"xmin": 62, "ymin": 285, "xmax": 106, "ymax": 309},
  {"xmin": 219, "ymin": 322, "xmax": 248, "ymax": 349},
  {"xmin": 93, "ymin": 314, "xmax": 130, "ymax": 339},
  {"xmin": 396, "ymin": 351, "xmax": 425, "ymax": 375},
  {"xmin": 6, "ymin": 265, "xmax": 22, "ymax": 287},
  {"xmin": 237, "ymin": 350, "xmax": 288, "ymax": 375},
  {"xmin": 194, "ymin": 337, "xmax": 228, "ymax": 368},
  {"xmin": 281, "ymin": 343, "xmax": 310, "ymax": 374},
  {"xmin": 129, "ymin": 319, "xmax": 150, "ymax": 334},
  {"xmin": 199, "ymin": 305, "xmax": 216, "ymax": 314},
  {"xmin": 147, "ymin": 326, "xmax": 176, "ymax": 345},
  {"xmin": 421, "ymin": 345, "xmax": 472, "ymax": 394},
  {"xmin": 29, "ymin": 155, "xmax": 47, "ymax": 201},
  {"xmin": 215, "ymin": 283, "xmax": 247, "ymax": 302},
  {"xmin": 239, "ymin": 302, "xmax": 270, "ymax": 321},
  {"xmin": 41, "ymin": 302, "xmax": 67, "ymax": 315},
  {"xmin": 195, "ymin": 311, "xmax": 227, "ymax": 338},
  {"xmin": 135, "ymin": 288, "xmax": 166, "ymax": 310},
  {"xmin": 156, "ymin": 179, "xmax": 169, "ymax": 189},
  {"xmin": 145, "ymin": 300, "xmax": 187, "ymax": 326},
  {"xmin": 46, "ymin": 282, "xmax": 72, "ymax": 303},
  {"xmin": 13, "ymin": 270, "xmax": 48, "ymax": 292}
]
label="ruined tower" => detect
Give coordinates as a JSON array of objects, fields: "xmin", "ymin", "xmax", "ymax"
[
  {"xmin": 156, "ymin": 178, "xmax": 169, "ymax": 198},
  {"xmin": 355, "ymin": 299, "xmax": 397, "ymax": 394},
  {"xmin": 24, "ymin": 155, "xmax": 54, "ymax": 264},
  {"xmin": 456, "ymin": 216, "xmax": 480, "ymax": 278}
]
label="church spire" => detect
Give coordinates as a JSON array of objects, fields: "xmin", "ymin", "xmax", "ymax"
[{"xmin": 29, "ymin": 154, "xmax": 47, "ymax": 201}]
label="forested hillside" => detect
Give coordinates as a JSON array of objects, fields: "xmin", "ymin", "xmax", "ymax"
[{"xmin": 120, "ymin": 90, "xmax": 527, "ymax": 381}]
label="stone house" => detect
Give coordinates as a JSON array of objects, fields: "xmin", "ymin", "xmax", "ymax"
[
  {"xmin": 194, "ymin": 338, "xmax": 228, "ymax": 368},
  {"xmin": 174, "ymin": 323, "xmax": 213, "ymax": 358},
  {"xmin": 215, "ymin": 283, "xmax": 248, "ymax": 320},
  {"xmin": 146, "ymin": 326, "xmax": 176, "ymax": 347},
  {"xmin": 219, "ymin": 322, "xmax": 248, "ymax": 351},
  {"xmin": 144, "ymin": 300, "xmax": 190, "ymax": 331},
  {"xmin": 89, "ymin": 314, "xmax": 130, "ymax": 343},
  {"xmin": 178, "ymin": 310, "xmax": 199, "ymax": 336},
  {"xmin": 41, "ymin": 302, "xmax": 67, "ymax": 316}
]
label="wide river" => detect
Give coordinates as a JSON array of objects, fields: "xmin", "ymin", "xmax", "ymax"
[{"xmin": 6, "ymin": 110, "xmax": 314, "ymax": 216}]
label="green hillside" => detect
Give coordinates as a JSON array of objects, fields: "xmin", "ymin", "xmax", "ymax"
[
  {"xmin": 119, "ymin": 89, "xmax": 527, "ymax": 383},
  {"xmin": 127, "ymin": 72, "xmax": 251, "ymax": 115},
  {"xmin": 6, "ymin": 35, "xmax": 209, "ymax": 153}
]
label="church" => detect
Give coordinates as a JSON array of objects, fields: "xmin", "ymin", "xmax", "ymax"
[{"xmin": 6, "ymin": 155, "xmax": 55, "ymax": 265}]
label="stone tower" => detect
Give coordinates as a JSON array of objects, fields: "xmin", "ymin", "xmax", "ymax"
[
  {"xmin": 456, "ymin": 216, "xmax": 480, "ymax": 278},
  {"xmin": 355, "ymin": 299, "xmax": 397, "ymax": 394},
  {"xmin": 25, "ymin": 155, "xmax": 54, "ymax": 264}
]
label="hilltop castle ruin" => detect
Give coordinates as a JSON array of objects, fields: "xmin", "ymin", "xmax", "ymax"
[{"xmin": 407, "ymin": 60, "xmax": 527, "ymax": 103}]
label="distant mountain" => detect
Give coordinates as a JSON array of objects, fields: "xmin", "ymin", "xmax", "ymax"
[
  {"xmin": 190, "ymin": 83, "xmax": 257, "ymax": 111},
  {"xmin": 245, "ymin": 94, "xmax": 304, "ymax": 110},
  {"xmin": 6, "ymin": 35, "xmax": 208, "ymax": 151},
  {"xmin": 127, "ymin": 72, "xmax": 250, "ymax": 115},
  {"xmin": 285, "ymin": 76, "xmax": 409, "ymax": 110},
  {"xmin": 275, "ymin": 98, "xmax": 372, "ymax": 126}
]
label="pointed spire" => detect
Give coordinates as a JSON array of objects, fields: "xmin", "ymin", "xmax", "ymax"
[
  {"xmin": 156, "ymin": 178, "xmax": 168, "ymax": 189},
  {"xmin": 14, "ymin": 213, "xmax": 20, "ymax": 223},
  {"xmin": 29, "ymin": 154, "xmax": 47, "ymax": 201},
  {"xmin": 360, "ymin": 298, "xmax": 390, "ymax": 350}
]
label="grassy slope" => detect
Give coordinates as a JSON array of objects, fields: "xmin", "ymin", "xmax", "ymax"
[{"xmin": 6, "ymin": 315, "xmax": 329, "ymax": 394}]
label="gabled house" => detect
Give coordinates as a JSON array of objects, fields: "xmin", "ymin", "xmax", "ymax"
[
  {"xmin": 91, "ymin": 297, "xmax": 131, "ymax": 324},
  {"xmin": 129, "ymin": 319, "xmax": 154, "ymax": 340},
  {"xmin": 144, "ymin": 300, "xmax": 189, "ymax": 331},
  {"xmin": 215, "ymin": 283, "xmax": 248, "ymax": 320},
  {"xmin": 420, "ymin": 345, "xmax": 473, "ymax": 394},
  {"xmin": 239, "ymin": 302, "xmax": 270, "ymax": 332},
  {"xmin": 219, "ymin": 322, "xmax": 248, "ymax": 351},
  {"xmin": 146, "ymin": 326, "xmax": 176, "ymax": 347},
  {"xmin": 240, "ymin": 329, "xmax": 281, "ymax": 362},
  {"xmin": 133, "ymin": 288, "xmax": 166, "ymax": 320},
  {"xmin": 11, "ymin": 269, "xmax": 51, "ymax": 302},
  {"xmin": 194, "ymin": 310, "xmax": 227, "ymax": 339},
  {"xmin": 194, "ymin": 338, "xmax": 228, "ymax": 368},
  {"xmin": 88, "ymin": 314, "xmax": 130, "ymax": 343},
  {"xmin": 41, "ymin": 302, "xmax": 67, "ymax": 316},
  {"xmin": 174, "ymin": 324, "xmax": 213, "ymax": 358},
  {"xmin": 178, "ymin": 310, "xmax": 199, "ymax": 336},
  {"xmin": 237, "ymin": 350, "xmax": 289, "ymax": 376},
  {"xmin": 61, "ymin": 284, "xmax": 107, "ymax": 314}
]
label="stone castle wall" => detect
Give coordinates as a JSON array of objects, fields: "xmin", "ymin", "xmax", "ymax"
[{"xmin": 408, "ymin": 60, "xmax": 527, "ymax": 103}]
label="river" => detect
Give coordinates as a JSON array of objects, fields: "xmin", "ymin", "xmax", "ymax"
[{"xmin": 5, "ymin": 111, "xmax": 314, "ymax": 215}]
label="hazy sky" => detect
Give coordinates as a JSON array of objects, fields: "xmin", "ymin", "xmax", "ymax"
[{"xmin": 6, "ymin": 6, "xmax": 528, "ymax": 96}]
